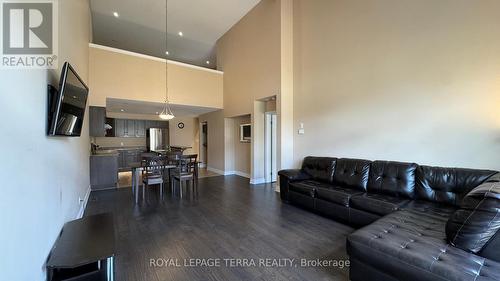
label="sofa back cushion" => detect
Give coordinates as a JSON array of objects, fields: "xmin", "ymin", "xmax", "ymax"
[
  {"xmin": 445, "ymin": 177, "xmax": 500, "ymax": 261},
  {"xmin": 301, "ymin": 157, "xmax": 337, "ymax": 183},
  {"xmin": 333, "ymin": 158, "xmax": 371, "ymax": 191},
  {"xmin": 415, "ymin": 165, "xmax": 496, "ymax": 206},
  {"xmin": 367, "ymin": 161, "xmax": 418, "ymax": 199}
]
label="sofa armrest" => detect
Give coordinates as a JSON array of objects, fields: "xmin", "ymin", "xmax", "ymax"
[
  {"xmin": 486, "ymin": 172, "xmax": 500, "ymax": 183},
  {"xmin": 278, "ymin": 169, "xmax": 310, "ymax": 202},
  {"xmin": 278, "ymin": 169, "xmax": 310, "ymax": 182},
  {"xmin": 446, "ymin": 180, "xmax": 500, "ymax": 261}
]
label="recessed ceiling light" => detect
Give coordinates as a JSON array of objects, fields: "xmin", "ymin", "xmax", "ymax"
[
  {"xmin": 155, "ymin": 112, "xmax": 159, "ymax": 114},
  {"xmin": 120, "ymin": 109, "xmax": 124, "ymax": 112},
  {"xmin": 206, "ymin": 61, "xmax": 210, "ymax": 65},
  {"xmin": 178, "ymin": 31, "xmax": 183, "ymax": 37},
  {"xmin": 113, "ymin": 12, "xmax": 119, "ymax": 18},
  {"xmin": 165, "ymin": 51, "xmax": 169, "ymax": 55}
]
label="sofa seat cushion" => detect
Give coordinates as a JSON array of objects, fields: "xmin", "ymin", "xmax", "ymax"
[
  {"xmin": 350, "ymin": 194, "xmax": 409, "ymax": 216},
  {"xmin": 347, "ymin": 209, "xmax": 500, "ymax": 281},
  {"xmin": 289, "ymin": 180, "xmax": 320, "ymax": 197},
  {"xmin": 316, "ymin": 186, "xmax": 364, "ymax": 207}
]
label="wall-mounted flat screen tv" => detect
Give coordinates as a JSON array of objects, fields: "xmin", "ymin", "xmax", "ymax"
[{"xmin": 48, "ymin": 62, "xmax": 89, "ymax": 136}]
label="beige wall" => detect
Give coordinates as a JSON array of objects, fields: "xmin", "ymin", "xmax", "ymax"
[
  {"xmin": 216, "ymin": 0, "xmax": 295, "ymax": 182},
  {"xmin": 293, "ymin": 0, "xmax": 500, "ymax": 170},
  {"xmin": 89, "ymin": 45, "xmax": 223, "ymax": 108},
  {"xmin": 279, "ymin": 0, "xmax": 295, "ymax": 173},
  {"xmin": 216, "ymin": 0, "xmax": 281, "ymax": 117},
  {"xmin": 0, "ymin": 1, "xmax": 92, "ymax": 280},
  {"xmin": 170, "ymin": 117, "xmax": 199, "ymax": 155},
  {"xmin": 232, "ymin": 115, "xmax": 252, "ymax": 176},
  {"xmin": 266, "ymin": 100, "xmax": 277, "ymax": 112},
  {"xmin": 199, "ymin": 110, "xmax": 226, "ymax": 172}
]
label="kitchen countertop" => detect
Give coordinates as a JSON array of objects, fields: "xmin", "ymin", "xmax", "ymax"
[
  {"xmin": 91, "ymin": 152, "xmax": 119, "ymax": 157},
  {"xmin": 98, "ymin": 146, "xmax": 146, "ymax": 151}
]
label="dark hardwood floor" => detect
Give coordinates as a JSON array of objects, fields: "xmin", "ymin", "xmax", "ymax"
[{"xmin": 85, "ymin": 175, "xmax": 353, "ymax": 281}]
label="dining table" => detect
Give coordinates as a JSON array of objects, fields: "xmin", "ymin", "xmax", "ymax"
[{"xmin": 130, "ymin": 160, "xmax": 177, "ymax": 203}]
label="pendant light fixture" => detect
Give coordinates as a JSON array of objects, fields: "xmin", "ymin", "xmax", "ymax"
[{"xmin": 159, "ymin": 0, "xmax": 175, "ymax": 120}]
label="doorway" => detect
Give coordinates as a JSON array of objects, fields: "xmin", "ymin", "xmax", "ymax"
[
  {"xmin": 265, "ymin": 112, "xmax": 277, "ymax": 183},
  {"xmin": 199, "ymin": 122, "xmax": 208, "ymax": 168}
]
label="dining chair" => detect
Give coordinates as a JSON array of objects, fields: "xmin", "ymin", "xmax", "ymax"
[
  {"xmin": 141, "ymin": 156, "xmax": 165, "ymax": 201},
  {"xmin": 172, "ymin": 157, "xmax": 195, "ymax": 198},
  {"xmin": 182, "ymin": 154, "xmax": 199, "ymax": 180}
]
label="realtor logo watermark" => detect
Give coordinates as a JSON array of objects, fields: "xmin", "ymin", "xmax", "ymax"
[{"xmin": 1, "ymin": 0, "xmax": 58, "ymax": 69}]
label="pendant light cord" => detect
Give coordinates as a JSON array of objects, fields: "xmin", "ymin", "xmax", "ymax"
[{"xmin": 165, "ymin": 0, "xmax": 168, "ymax": 103}]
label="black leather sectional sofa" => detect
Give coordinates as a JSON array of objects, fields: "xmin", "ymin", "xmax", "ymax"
[{"xmin": 278, "ymin": 157, "xmax": 500, "ymax": 281}]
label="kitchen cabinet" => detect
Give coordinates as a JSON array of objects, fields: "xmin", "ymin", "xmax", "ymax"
[
  {"xmin": 159, "ymin": 121, "xmax": 169, "ymax": 129},
  {"xmin": 114, "ymin": 119, "xmax": 125, "ymax": 137},
  {"xmin": 134, "ymin": 120, "xmax": 145, "ymax": 137},
  {"xmin": 146, "ymin": 120, "xmax": 158, "ymax": 129},
  {"xmin": 145, "ymin": 120, "xmax": 168, "ymax": 129},
  {"xmin": 89, "ymin": 106, "xmax": 106, "ymax": 137},
  {"xmin": 114, "ymin": 119, "xmax": 138, "ymax": 137},
  {"xmin": 117, "ymin": 150, "xmax": 126, "ymax": 170},
  {"xmin": 113, "ymin": 119, "xmax": 167, "ymax": 138},
  {"xmin": 126, "ymin": 150, "xmax": 138, "ymax": 165},
  {"xmin": 90, "ymin": 154, "xmax": 118, "ymax": 190},
  {"xmin": 126, "ymin": 120, "xmax": 135, "ymax": 137},
  {"xmin": 117, "ymin": 148, "xmax": 145, "ymax": 171},
  {"xmin": 117, "ymin": 120, "xmax": 134, "ymax": 137}
]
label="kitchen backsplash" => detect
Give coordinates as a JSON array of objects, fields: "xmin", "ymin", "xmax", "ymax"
[{"xmin": 94, "ymin": 137, "xmax": 146, "ymax": 148}]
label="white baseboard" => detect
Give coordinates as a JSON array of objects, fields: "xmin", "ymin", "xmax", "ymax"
[
  {"xmin": 207, "ymin": 166, "xmax": 231, "ymax": 175},
  {"xmin": 207, "ymin": 167, "xmax": 251, "ymax": 178},
  {"xmin": 250, "ymin": 177, "xmax": 266, "ymax": 185},
  {"xmin": 198, "ymin": 162, "xmax": 207, "ymax": 168},
  {"xmin": 233, "ymin": 171, "xmax": 250, "ymax": 178},
  {"xmin": 76, "ymin": 185, "xmax": 91, "ymax": 219}
]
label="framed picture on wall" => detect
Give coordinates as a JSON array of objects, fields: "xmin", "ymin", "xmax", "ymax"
[{"xmin": 240, "ymin": 124, "xmax": 251, "ymax": 142}]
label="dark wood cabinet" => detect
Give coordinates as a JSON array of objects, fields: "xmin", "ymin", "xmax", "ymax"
[
  {"xmin": 159, "ymin": 121, "xmax": 169, "ymax": 129},
  {"xmin": 114, "ymin": 119, "xmax": 147, "ymax": 137},
  {"xmin": 117, "ymin": 148, "xmax": 145, "ymax": 171},
  {"xmin": 89, "ymin": 106, "xmax": 106, "ymax": 137},
  {"xmin": 111, "ymin": 119, "xmax": 167, "ymax": 138},
  {"xmin": 134, "ymin": 120, "xmax": 145, "ymax": 137},
  {"xmin": 146, "ymin": 120, "xmax": 158, "ymax": 129},
  {"xmin": 125, "ymin": 120, "xmax": 135, "ymax": 137},
  {"xmin": 114, "ymin": 119, "xmax": 126, "ymax": 137},
  {"xmin": 90, "ymin": 154, "xmax": 118, "ymax": 190}
]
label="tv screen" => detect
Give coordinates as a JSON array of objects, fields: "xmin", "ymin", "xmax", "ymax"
[{"xmin": 48, "ymin": 62, "xmax": 89, "ymax": 136}]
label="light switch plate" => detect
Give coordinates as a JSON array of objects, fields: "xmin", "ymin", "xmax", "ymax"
[{"xmin": 298, "ymin": 128, "xmax": 305, "ymax": 135}]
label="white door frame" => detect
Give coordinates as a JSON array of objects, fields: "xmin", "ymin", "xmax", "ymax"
[{"xmin": 264, "ymin": 112, "xmax": 277, "ymax": 183}]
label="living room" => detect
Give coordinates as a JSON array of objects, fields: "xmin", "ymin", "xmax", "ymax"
[{"xmin": 1, "ymin": 0, "xmax": 499, "ymax": 281}]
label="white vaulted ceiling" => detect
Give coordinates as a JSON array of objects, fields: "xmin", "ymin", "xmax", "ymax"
[{"xmin": 90, "ymin": 0, "xmax": 260, "ymax": 69}]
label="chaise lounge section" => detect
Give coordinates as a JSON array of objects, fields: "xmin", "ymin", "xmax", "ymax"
[{"xmin": 279, "ymin": 157, "xmax": 500, "ymax": 281}]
